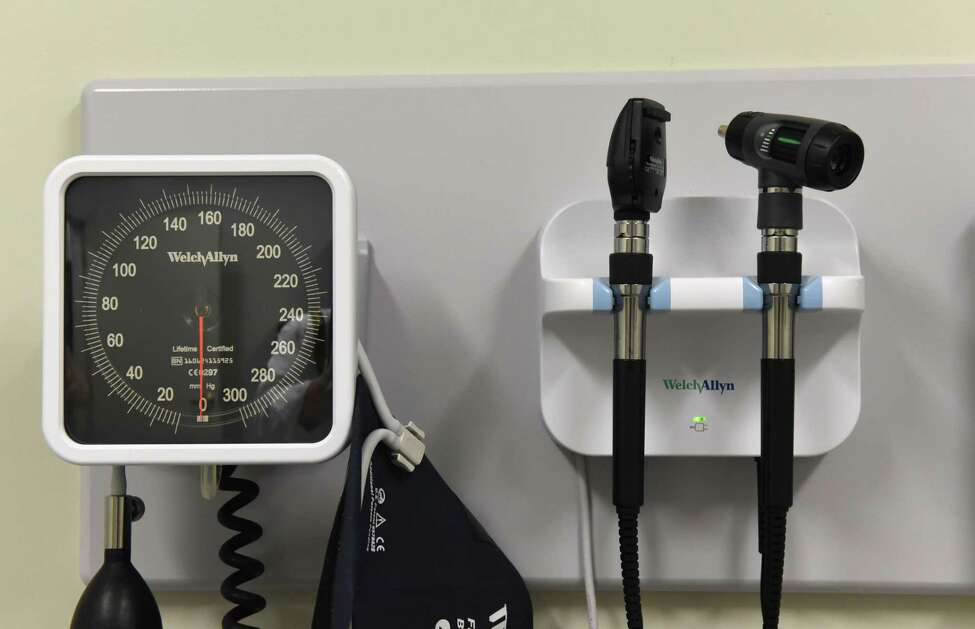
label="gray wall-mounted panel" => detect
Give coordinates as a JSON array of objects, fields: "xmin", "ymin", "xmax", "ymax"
[{"xmin": 80, "ymin": 67, "xmax": 975, "ymax": 592}]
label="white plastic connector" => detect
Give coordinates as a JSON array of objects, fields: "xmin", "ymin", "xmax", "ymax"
[
  {"xmin": 357, "ymin": 343, "xmax": 427, "ymax": 496},
  {"xmin": 390, "ymin": 421, "xmax": 426, "ymax": 472}
]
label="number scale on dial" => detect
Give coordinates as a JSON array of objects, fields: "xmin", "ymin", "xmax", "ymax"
[{"xmin": 74, "ymin": 186, "xmax": 328, "ymax": 433}]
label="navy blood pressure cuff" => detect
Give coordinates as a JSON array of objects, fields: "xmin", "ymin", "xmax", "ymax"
[{"xmin": 312, "ymin": 377, "xmax": 533, "ymax": 629}]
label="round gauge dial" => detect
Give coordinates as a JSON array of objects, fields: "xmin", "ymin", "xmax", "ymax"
[{"xmin": 63, "ymin": 175, "xmax": 334, "ymax": 445}]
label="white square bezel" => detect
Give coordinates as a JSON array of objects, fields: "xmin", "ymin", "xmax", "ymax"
[{"xmin": 42, "ymin": 155, "xmax": 357, "ymax": 465}]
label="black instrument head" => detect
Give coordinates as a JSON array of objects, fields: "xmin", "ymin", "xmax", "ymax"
[
  {"xmin": 607, "ymin": 98, "xmax": 671, "ymax": 220},
  {"xmin": 721, "ymin": 112, "xmax": 864, "ymax": 191}
]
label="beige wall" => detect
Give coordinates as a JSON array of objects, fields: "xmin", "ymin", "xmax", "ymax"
[{"xmin": 2, "ymin": 1, "xmax": 974, "ymax": 626}]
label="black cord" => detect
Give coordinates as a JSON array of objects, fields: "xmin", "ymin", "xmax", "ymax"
[
  {"xmin": 218, "ymin": 465, "xmax": 266, "ymax": 629},
  {"xmin": 612, "ymin": 356, "xmax": 649, "ymax": 629},
  {"xmin": 617, "ymin": 505, "xmax": 643, "ymax": 629},
  {"xmin": 758, "ymin": 358, "xmax": 796, "ymax": 629},
  {"xmin": 760, "ymin": 508, "xmax": 789, "ymax": 628},
  {"xmin": 756, "ymin": 457, "xmax": 766, "ymax": 554}
]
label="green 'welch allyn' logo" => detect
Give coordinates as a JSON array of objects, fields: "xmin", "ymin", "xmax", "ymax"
[{"xmin": 662, "ymin": 378, "xmax": 736, "ymax": 395}]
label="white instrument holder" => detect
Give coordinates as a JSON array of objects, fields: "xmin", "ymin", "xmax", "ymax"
[{"xmin": 540, "ymin": 196, "xmax": 864, "ymax": 457}]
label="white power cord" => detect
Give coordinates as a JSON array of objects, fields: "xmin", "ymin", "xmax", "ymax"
[
  {"xmin": 575, "ymin": 453, "xmax": 599, "ymax": 629},
  {"xmin": 360, "ymin": 428, "xmax": 398, "ymax": 505},
  {"xmin": 357, "ymin": 341, "xmax": 402, "ymax": 434},
  {"xmin": 358, "ymin": 341, "xmax": 426, "ymax": 505}
]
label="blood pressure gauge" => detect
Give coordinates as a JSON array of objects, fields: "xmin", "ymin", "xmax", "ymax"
[{"xmin": 43, "ymin": 155, "xmax": 356, "ymax": 464}]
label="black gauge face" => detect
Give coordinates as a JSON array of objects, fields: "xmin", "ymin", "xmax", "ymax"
[{"xmin": 63, "ymin": 175, "xmax": 333, "ymax": 445}]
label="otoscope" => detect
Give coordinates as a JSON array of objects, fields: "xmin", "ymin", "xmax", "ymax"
[
  {"xmin": 606, "ymin": 97, "xmax": 670, "ymax": 629},
  {"xmin": 719, "ymin": 112, "xmax": 864, "ymax": 628}
]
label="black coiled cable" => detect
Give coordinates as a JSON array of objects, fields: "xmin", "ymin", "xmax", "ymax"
[
  {"xmin": 617, "ymin": 505, "xmax": 643, "ymax": 629},
  {"xmin": 218, "ymin": 465, "xmax": 266, "ymax": 629},
  {"xmin": 760, "ymin": 508, "xmax": 788, "ymax": 629}
]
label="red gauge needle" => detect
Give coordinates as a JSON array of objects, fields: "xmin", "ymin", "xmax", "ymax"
[{"xmin": 198, "ymin": 314, "xmax": 205, "ymax": 417}]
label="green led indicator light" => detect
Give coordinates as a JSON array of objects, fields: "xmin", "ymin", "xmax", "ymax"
[
  {"xmin": 690, "ymin": 415, "xmax": 709, "ymax": 432},
  {"xmin": 776, "ymin": 136, "xmax": 802, "ymax": 146}
]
